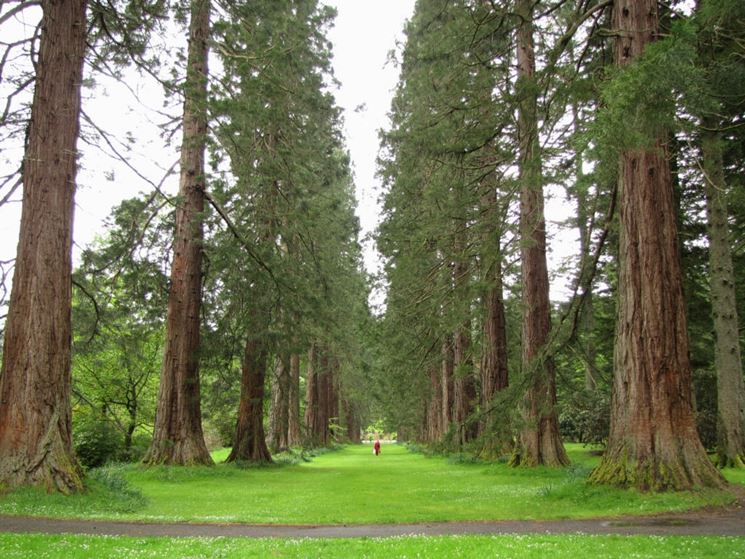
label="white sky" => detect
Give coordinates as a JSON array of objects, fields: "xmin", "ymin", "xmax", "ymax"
[{"xmin": 325, "ymin": 0, "xmax": 416, "ymax": 278}]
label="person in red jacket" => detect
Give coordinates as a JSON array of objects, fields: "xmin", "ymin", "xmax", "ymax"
[{"xmin": 373, "ymin": 438, "xmax": 381, "ymax": 456}]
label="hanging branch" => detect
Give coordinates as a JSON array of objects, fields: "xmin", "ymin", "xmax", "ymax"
[{"xmin": 203, "ymin": 188, "xmax": 289, "ymax": 298}]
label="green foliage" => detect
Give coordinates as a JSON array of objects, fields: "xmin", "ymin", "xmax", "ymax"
[
  {"xmin": 71, "ymin": 195, "xmax": 166, "ymax": 462},
  {"xmin": 559, "ymin": 389, "xmax": 610, "ymax": 446},
  {"xmin": 593, "ymin": 22, "xmax": 701, "ymax": 155},
  {"xmin": 73, "ymin": 414, "xmax": 123, "ymax": 469}
]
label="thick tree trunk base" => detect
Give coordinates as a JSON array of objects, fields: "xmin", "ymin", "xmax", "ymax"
[
  {"xmin": 226, "ymin": 439, "xmax": 272, "ymax": 464},
  {"xmin": 716, "ymin": 454, "xmax": 745, "ymax": 470},
  {"xmin": 590, "ymin": 446, "xmax": 726, "ymax": 491},
  {"xmin": 477, "ymin": 437, "xmax": 514, "ymax": 461},
  {"xmin": 508, "ymin": 441, "xmax": 570, "ymax": 468},
  {"xmin": 143, "ymin": 438, "xmax": 213, "ymax": 467},
  {"xmin": 0, "ymin": 431, "xmax": 83, "ymax": 494}
]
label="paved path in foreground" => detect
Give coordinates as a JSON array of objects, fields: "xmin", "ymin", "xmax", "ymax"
[{"xmin": 1, "ymin": 500, "xmax": 744, "ymax": 539}]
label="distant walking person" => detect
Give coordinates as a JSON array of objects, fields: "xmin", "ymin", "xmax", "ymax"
[{"xmin": 374, "ymin": 438, "xmax": 381, "ymax": 456}]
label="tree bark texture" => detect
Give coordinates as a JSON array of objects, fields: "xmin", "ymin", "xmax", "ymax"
[
  {"xmin": 453, "ymin": 319, "xmax": 477, "ymax": 445},
  {"xmin": 304, "ymin": 346, "xmax": 335, "ymax": 447},
  {"xmin": 145, "ymin": 0, "xmax": 212, "ymax": 466},
  {"xmin": 590, "ymin": 0, "xmax": 724, "ymax": 490},
  {"xmin": 288, "ymin": 353, "xmax": 302, "ymax": 446},
  {"xmin": 441, "ymin": 336, "xmax": 455, "ymax": 433},
  {"xmin": 511, "ymin": 0, "xmax": 568, "ymax": 467},
  {"xmin": 0, "ymin": 0, "xmax": 87, "ymax": 493},
  {"xmin": 451, "ymin": 230, "xmax": 477, "ymax": 445},
  {"xmin": 702, "ymin": 126, "xmax": 745, "ymax": 468},
  {"xmin": 326, "ymin": 358, "xmax": 340, "ymax": 439},
  {"xmin": 425, "ymin": 366, "xmax": 444, "ymax": 442},
  {"xmin": 480, "ymin": 267, "xmax": 509, "ymax": 407},
  {"xmin": 268, "ymin": 354, "xmax": 290, "ymax": 452},
  {"xmin": 227, "ymin": 336, "xmax": 272, "ymax": 463},
  {"xmin": 478, "ymin": 256, "xmax": 511, "ymax": 458},
  {"xmin": 342, "ymin": 397, "xmax": 361, "ymax": 443}
]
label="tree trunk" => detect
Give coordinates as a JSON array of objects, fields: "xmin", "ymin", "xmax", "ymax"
[
  {"xmin": 145, "ymin": 0, "xmax": 212, "ymax": 466},
  {"xmin": 0, "ymin": 0, "xmax": 87, "ymax": 493},
  {"xmin": 226, "ymin": 336, "xmax": 272, "ymax": 463},
  {"xmin": 480, "ymin": 265, "xmax": 508, "ymax": 406},
  {"xmin": 451, "ymin": 228, "xmax": 477, "ymax": 446},
  {"xmin": 441, "ymin": 336, "xmax": 455, "ymax": 435},
  {"xmin": 124, "ymin": 392, "xmax": 137, "ymax": 460},
  {"xmin": 478, "ymin": 255, "xmax": 512, "ymax": 458},
  {"xmin": 323, "ymin": 356, "xmax": 339, "ymax": 444},
  {"xmin": 427, "ymin": 365, "xmax": 444, "ymax": 442},
  {"xmin": 702, "ymin": 126, "xmax": 745, "ymax": 469},
  {"xmin": 304, "ymin": 346, "xmax": 318, "ymax": 446},
  {"xmin": 342, "ymin": 397, "xmax": 361, "ymax": 443},
  {"xmin": 453, "ymin": 319, "xmax": 477, "ymax": 446},
  {"xmin": 304, "ymin": 345, "xmax": 333, "ymax": 447},
  {"xmin": 511, "ymin": 0, "xmax": 568, "ymax": 468},
  {"xmin": 288, "ymin": 353, "xmax": 302, "ymax": 446},
  {"xmin": 480, "ymin": 185, "xmax": 509, "ymax": 433},
  {"xmin": 268, "ymin": 354, "xmax": 290, "ymax": 452},
  {"xmin": 590, "ymin": 0, "xmax": 724, "ymax": 490}
]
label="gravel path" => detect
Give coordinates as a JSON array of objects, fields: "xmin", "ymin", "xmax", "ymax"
[{"xmin": 1, "ymin": 499, "xmax": 744, "ymax": 539}]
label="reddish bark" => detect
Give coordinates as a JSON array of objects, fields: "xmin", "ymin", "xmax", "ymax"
[
  {"xmin": 268, "ymin": 354, "xmax": 290, "ymax": 452},
  {"xmin": 511, "ymin": 0, "xmax": 568, "ymax": 467},
  {"xmin": 342, "ymin": 397, "xmax": 361, "ymax": 443},
  {"xmin": 227, "ymin": 337, "xmax": 272, "ymax": 463},
  {"xmin": 441, "ymin": 336, "xmax": 455, "ymax": 434},
  {"xmin": 424, "ymin": 366, "xmax": 444, "ymax": 442},
  {"xmin": 0, "ymin": 0, "xmax": 88, "ymax": 493},
  {"xmin": 480, "ymin": 245, "xmax": 509, "ymax": 416},
  {"xmin": 453, "ymin": 320, "xmax": 477, "ymax": 445},
  {"xmin": 590, "ymin": 0, "xmax": 724, "ymax": 490},
  {"xmin": 287, "ymin": 353, "xmax": 302, "ymax": 446},
  {"xmin": 145, "ymin": 0, "xmax": 212, "ymax": 466}
]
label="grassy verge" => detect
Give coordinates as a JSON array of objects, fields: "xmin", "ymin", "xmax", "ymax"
[
  {"xmin": 0, "ymin": 444, "xmax": 739, "ymax": 524},
  {"xmin": 1, "ymin": 533, "xmax": 744, "ymax": 559}
]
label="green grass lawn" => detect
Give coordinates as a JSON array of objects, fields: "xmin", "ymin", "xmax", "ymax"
[
  {"xmin": 0, "ymin": 444, "xmax": 739, "ymax": 525},
  {"xmin": 0, "ymin": 533, "xmax": 744, "ymax": 559}
]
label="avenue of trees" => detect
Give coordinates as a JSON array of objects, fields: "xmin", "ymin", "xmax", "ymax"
[
  {"xmin": 0, "ymin": 0, "xmax": 743, "ymax": 497},
  {"xmin": 376, "ymin": 0, "xmax": 744, "ymax": 490}
]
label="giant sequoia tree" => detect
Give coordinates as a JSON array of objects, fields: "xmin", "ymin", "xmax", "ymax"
[
  {"xmin": 589, "ymin": 0, "xmax": 724, "ymax": 490},
  {"xmin": 0, "ymin": 0, "xmax": 88, "ymax": 493},
  {"xmin": 510, "ymin": 0, "xmax": 569, "ymax": 468},
  {"xmin": 145, "ymin": 0, "xmax": 213, "ymax": 466}
]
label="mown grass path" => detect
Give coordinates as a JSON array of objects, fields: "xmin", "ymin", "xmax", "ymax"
[{"xmin": 0, "ymin": 444, "xmax": 742, "ymax": 528}]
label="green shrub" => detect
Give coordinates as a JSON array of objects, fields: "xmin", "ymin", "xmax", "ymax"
[
  {"xmin": 120, "ymin": 432, "xmax": 151, "ymax": 463},
  {"xmin": 559, "ymin": 389, "xmax": 610, "ymax": 446},
  {"xmin": 73, "ymin": 416, "xmax": 123, "ymax": 469}
]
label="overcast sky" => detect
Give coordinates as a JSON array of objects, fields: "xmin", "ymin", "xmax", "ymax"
[{"xmin": 324, "ymin": 0, "xmax": 416, "ymax": 275}]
